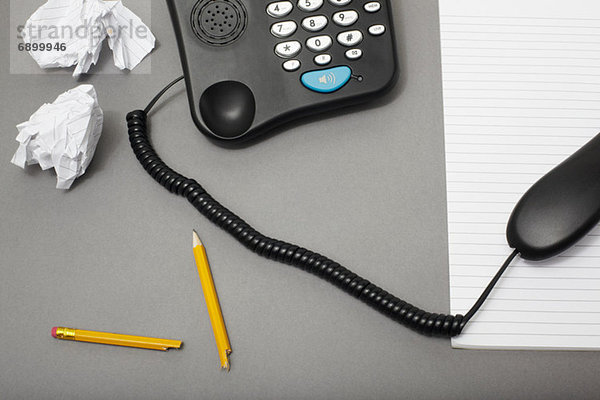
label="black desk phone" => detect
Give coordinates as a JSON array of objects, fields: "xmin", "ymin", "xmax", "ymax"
[
  {"xmin": 127, "ymin": 0, "xmax": 600, "ymax": 339},
  {"xmin": 166, "ymin": 0, "xmax": 398, "ymax": 142}
]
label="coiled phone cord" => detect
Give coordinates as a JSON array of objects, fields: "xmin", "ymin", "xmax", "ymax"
[{"xmin": 126, "ymin": 76, "xmax": 520, "ymax": 338}]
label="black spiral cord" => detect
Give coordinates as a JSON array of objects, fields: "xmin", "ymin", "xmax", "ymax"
[{"xmin": 126, "ymin": 76, "xmax": 520, "ymax": 338}]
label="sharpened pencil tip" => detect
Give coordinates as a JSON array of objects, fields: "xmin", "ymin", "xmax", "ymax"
[{"xmin": 192, "ymin": 230, "xmax": 202, "ymax": 247}]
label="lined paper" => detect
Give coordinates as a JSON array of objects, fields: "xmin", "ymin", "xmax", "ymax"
[{"xmin": 439, "ymin": 0, "xmax": 600, "ymax": 349}]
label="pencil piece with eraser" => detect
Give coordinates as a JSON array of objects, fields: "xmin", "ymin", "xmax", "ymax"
[
  {"xmin": 51, "ymin": 327, "xmax": 182, "ymax": 351},
  {"xmin": 192, "ymin": 230, "xmax": 232, "ymax": 371}
]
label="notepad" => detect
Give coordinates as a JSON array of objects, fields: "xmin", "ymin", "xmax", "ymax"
[{"xmin": 439, "ymin": 0, "xmax": 600, "ymax": 350}]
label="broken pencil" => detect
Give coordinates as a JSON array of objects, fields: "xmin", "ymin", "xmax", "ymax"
[{"xmin": 192, "ymin": 230, "xmax": 232, "ymax": 371}]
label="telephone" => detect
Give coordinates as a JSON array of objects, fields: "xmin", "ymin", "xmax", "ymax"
[
  {"xmin": 127, "ymin": 0, "xmax": 600, "ymax": 339},
  {"xmin": 165, "ymin": 0, "xmax": 398, "ymax": 142}
]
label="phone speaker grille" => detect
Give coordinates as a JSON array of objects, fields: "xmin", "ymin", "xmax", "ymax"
[{"xmin": 191, "ymin": 0, "xmax": 248, "ymax": 46}]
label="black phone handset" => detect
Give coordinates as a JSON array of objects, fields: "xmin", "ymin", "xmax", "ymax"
[{"xmin": 127, "ymin": 0, "xmax": 600, "ymax": 338}]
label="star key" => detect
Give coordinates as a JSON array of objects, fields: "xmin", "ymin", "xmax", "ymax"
[{"xmin": 275, "ymin": 41, "xmax": 302, "ymax": 58}]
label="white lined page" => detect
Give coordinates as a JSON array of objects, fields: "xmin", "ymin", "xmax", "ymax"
[{"xmin": 439, "ymin": 0, "xmax": 600, "ymax": 349}]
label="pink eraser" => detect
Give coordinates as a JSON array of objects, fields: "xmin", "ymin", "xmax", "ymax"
[{"xmin": 51, "ymin": 327, "xmax": 58, "ymax": 338}]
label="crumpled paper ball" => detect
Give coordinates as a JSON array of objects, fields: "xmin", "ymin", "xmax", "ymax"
[
  {"xmin": 22, "ymin": 0, "xmax": 156, "ymax": 76},
  {"xmin": 11, "ymin": 85, "xmax": 104, "ymax": 189}
]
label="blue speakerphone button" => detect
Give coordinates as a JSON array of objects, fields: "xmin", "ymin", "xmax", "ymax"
[{"xmin": 301, "ymin": 66, "xmax": 352, "ymax": 93}]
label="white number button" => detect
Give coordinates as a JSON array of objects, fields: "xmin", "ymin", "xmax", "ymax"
[
  {"xmin": 267, "ymin": 1, "xmax": 294, "ymax": 18},
  {"xmin": 337, "ymin": 30, "xmax": 363, "ymax": 47},
  {"xmin": 297, "ymin": 0, "xmax": 324, "ymax": 12},
  {"xmin": 332, "ymin": 10, "xmax": 359, "ymax": 27},
  {"xmin": 306, "ymin": 35, "xmax": 332, "ymax": 52},
  {"xmin": 271, "ymin": 21, "xmax": 298, "ymax": 38},
  {"xmin": 345, "ymin": 48, "xmax": 362, "ymax": 60},
  {"xmin": 368, "ymin": 24, "xmax": 386, "ymax": 36},
  {"xmin": 328, "ymin": 0, "xmax": 352, "ymax": 6},
  {"xmin": 275, "ymin": 41, "xmax": 302, "ymax": 58},
  {"xmin": 283, "ymin": 59, "xmax": 301, "ymax": 71},
  {"xmin": 314, "ymin": 54, "xmax": 332, "ymax": 65},
  {"xmin": 364, "ymin": 2, "xmax": 381, "ymax": 13},
  {"xmin": 302, "ymin": 15, "xmax": 328, "ymax": 32}
]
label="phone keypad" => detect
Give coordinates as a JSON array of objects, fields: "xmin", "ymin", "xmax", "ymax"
[{"xmin": 267, "ymin": 0, "xmax": 388, "ymax": 87}]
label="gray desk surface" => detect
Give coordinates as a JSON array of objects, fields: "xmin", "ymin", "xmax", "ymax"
[{"xmin": 2, "ymin": 1, "xmax": 599, "ymax": 399}]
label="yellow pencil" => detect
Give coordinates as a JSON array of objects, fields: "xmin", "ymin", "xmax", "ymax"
[
  {"xmin": 51, "ymin": 327, "xmax": 182, "ymax": 351},
  {"xmin": 193, "ymin": 230, "xmax": 232, "ymax": 371}
]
